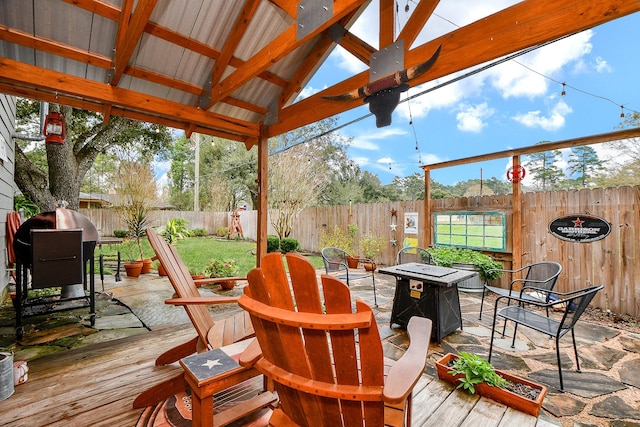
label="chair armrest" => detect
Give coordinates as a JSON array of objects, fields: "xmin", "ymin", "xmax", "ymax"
[
  {"xmin": 165, "ymin": 296, "xmax": 240, "ymax": 305},
  {"xmin": 238, "ymin": 338, "xmax": 262, "ymax": 368},
  {"xmin": 193, "ymin": 276, "xmax": 247, "ymax": 286},
  {"xmin": 383, "ymin": 316, "xmax": 432, "ymax": 404}
]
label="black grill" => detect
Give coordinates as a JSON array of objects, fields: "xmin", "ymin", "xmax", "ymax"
[{"xmin": 12, "ymin": 208, "xmax": 98, "ymax": 340}]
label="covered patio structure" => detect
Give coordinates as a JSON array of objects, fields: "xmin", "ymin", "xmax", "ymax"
[{"xmin": 2, "ymin": 0, "xmax": 640, "ymax": 265}]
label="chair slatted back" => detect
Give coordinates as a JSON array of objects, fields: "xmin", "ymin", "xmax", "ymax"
[
  {"xmin": 241, "ymin": 252, "xmax": 385, "ymax": 427},
  {"xmin": 146, "ymin": 229, "xmax": 214, "ymax": 346},
  {"xmin": 396, "ymin": 247, "xmax": 434, "ymax": 265}
]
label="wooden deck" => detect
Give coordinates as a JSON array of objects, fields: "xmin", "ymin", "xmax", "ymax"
[{"xmin": 0, "ymin": 324, "xmax": 557, "ymax": 427}]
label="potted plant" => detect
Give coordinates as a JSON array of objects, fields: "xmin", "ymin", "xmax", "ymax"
[
  {"xmin": 346, "ymin": 223, "xmax": 360, "ymax": 268},
  {"xmin": 359, "ymin": 231, "xmax": 386, "ymax": 271},
  {"xmin": 189, "ymin": 268, "xmax": 205, "ymax": 280},
  {"xmin": 121, "ymin": 239, "xmax": 144, "ymax": 278},
  {"xmin": 427, "ymin": 246, "xmax": 502, "ymax": 292},
  {"xmin": 204, "ymin": 258, "xmax": 240, "ymax": 290},
  {"xmin": 436, "ymin": 352, "xmax": 546, "ymax": 417}
]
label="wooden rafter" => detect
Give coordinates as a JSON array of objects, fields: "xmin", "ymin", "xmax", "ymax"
[
  {"xmin": 201, "ymin": 0, "xmax": 262, "ymax": 110},
  {"xmin": 111, "ymin": 0, "xmax": 157, "ymax": 85},
  {"xmin": 211, "ymin": 0, "xmax": 369, "ymax": 105}
]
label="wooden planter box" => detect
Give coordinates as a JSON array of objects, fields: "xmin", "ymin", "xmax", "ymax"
[{"xmin": 436, "ymin": 353, "xmax": 547, "ymax": 417}]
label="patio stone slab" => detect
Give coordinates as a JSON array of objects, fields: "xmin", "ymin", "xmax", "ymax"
[
  {"xmin": 542, "ymin": 392, "xmax": 586, "ymax": 417},
  {"xmin": 618, "ymin": 357, "xmax": 640, "ymax": 389},
  {"xmin": 529, "ymin": 369, "xmax": 627, "ymax": 397},
  {"xmin": 491, "ymin": 337, "xmax": 531, "ymax": 352},
  {"xmin": 610, "ymin": 421, "xmax": 640, "ymax": 427},
  {"xmin": 590, "ymin": 396, "xmax": 640, "ymax": 420},
  {"xmin": 93, "ymin": 312, "xmax": 144, "ymax": 329},
  {"xmin": 620, "ymin": 335, "xmax": 640, "ymax": 353},
  {"xmin": 578, "ymin": 344, "xmax": 627, "ymax": 370},
  {"xmin": 574, "ymin": 322, "xmax": 621, "ymax": 344},
  {"xmin": 528, "ymin": 351, "xmax": 575, "ymax": 369}
]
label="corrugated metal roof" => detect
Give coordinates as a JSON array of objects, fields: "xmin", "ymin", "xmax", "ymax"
[{"xmin": 0, "ymin": 0, "xmax": 638, "ymax": 142}]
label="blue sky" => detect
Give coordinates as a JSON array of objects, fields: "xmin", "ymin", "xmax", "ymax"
[{"xmin": 300, "ymin": 1, "xmax": 640, "ymax": 186}]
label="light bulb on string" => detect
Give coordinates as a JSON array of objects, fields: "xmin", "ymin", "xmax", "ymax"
[
  {"xmin": 561, "ymin": 83, "xmax": 566, "ymax": 97},
  {"xmin": 620, "ymin": 106, "xmax": 625, "ymax": 118},
  {"xmin": 405, "ymin": 1, "xmax": 410, "ymax": 12}
]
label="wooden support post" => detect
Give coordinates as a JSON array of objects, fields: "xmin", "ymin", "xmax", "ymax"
[
  {"xmin": 256, "ymin": 125, "xmax": 268, "ymax": 266},
  {"xmin": 424, "ymin": 169, "xmax": 432, "ymax": 247},
  {"xmin": 512, "ymin": 155, "xmax": 522, "ymax": 273}
]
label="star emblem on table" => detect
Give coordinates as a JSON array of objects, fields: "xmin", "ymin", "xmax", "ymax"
[{"xmin": 202, "ymin": 359, "xmax": 223, "ymax": 369}]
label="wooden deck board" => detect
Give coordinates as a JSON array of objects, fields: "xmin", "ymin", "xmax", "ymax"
[{"xmin": 0, "ymin": 324, "xmax": 551, "ymax": 426}]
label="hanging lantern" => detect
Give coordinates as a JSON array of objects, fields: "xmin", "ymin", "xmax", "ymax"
[{"xmin": 43, "ymin": 112, "xmax": 65, "ymax": 145}]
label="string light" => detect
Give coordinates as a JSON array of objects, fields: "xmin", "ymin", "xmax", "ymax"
[
  {"xmin": 620, "ymin": 106, "xmax": 625, "ymax": 118},
  {"xmin": 561, "ymin": 83, "xmax": 566, "ymax": 97}
]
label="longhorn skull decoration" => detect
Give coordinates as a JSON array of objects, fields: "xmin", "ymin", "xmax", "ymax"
[{"xmin": 323, "ymin": 45, "xmax": 441, "ymax": 127}]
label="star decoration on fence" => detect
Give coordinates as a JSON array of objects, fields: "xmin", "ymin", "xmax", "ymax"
[{"xmin": 390, "ymin": 224, "xmax": 398, "ymax": 231}]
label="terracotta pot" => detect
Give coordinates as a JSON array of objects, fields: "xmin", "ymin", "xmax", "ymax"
[
  {"xmin": 140, "ymin": 258, "xmax": 153, "ymax": 274},
  {"xmin": 363, "ymin": 261, "xmax": 377, "ymax": 272},
  {"xmin": 124, "ymin": 261, "xmax": 144, "ymax": 278},
  {"xmin": 346, "ymin": 255, "xmax": 360, "ymax": 268},
  {"xmin": 158, "ymin": 263, "xmax": 168, "ymax": 276},
  {"xmin": 436, "ymin": 353, "xmax": 547, "ymax": 417},
  {"xmin": 219, "ymin": 280, "xmax": 236, "ymax": 290},
  {"xmin": 191, "ymin": 274, "xmax": 205, "ymax": 280}
]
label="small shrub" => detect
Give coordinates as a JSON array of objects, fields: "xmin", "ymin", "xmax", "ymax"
[
  {"xmin": 267, "ymin": 235, "xmax": 280, "ymax": 253},
  {"xmin": 191, "ymin": 227, "xmax": 207, "ymax": 237},
  {"xmin": 279, "ymin": 237, "xmax": 299, "ymax": 253},
  {"xmin": 204, "ymin": 258, "xmax": 239, "ymax": 278},
  {"xmin": 113, "ymin": 229, "xmax": 129, "ymax": 238},
  {"xmin": 215, "ymin": 226, "xmax": 229, "ymax": 237}
]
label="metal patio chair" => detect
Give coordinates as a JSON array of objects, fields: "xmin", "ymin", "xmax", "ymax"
[
  {"xmin": 488, "ymin": 284, "xmax": 603, "ymax": 392},
  {"xmin": 396, "ymin": 246, "xmax": 435, "ymax": 265},
  {"xmin": 479, "ymin": 261, "xmax": 562, "ymax": 320}
]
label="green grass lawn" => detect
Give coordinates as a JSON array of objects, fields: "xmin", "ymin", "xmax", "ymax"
[{"xmin": 96, "ymin": 236, "xmax": 324, "ymax": 276}]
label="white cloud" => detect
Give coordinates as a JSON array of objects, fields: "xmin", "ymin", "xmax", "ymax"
[
  {"xmin": 594, "ymin": 56, "xmax": 613, "ymax": 73},
  {"xmin": 512, "ymin": 99, "xmax": 573, "ymax": 131},
  {"xmin": 350, "ymin": 127, "xmax": 407, "ymax": 150},
  {"xmin": 456, "ymin": 102, "xmax": 494, "ymax": 132},
  {"xmin": 488, "ymin": 31, "xmax": 593, "ymax": 99}
]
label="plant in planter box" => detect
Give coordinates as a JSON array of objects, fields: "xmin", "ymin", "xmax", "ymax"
[
  {"xmin": 359, "ymin": 232, "xmax": 386, "ymax": 271},
  {"xmin": 436, "ymin": 352, "xmax": 546, "ymax": 417},
  {"xmin": 204, "ymin": 258, "xmax": 240, "ymax": 290},
  {"xmin": 427, "ymin": 246, "xmax": 502, "ymax": 281}
]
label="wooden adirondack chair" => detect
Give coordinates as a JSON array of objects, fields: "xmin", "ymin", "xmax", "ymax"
[
  {"xmin": 133, "ymin": 228, "xmax": 259, "ymax": 410},
  {"xmin": 238, "ymin": 252, "xmax": 432, "ymax": 427}
]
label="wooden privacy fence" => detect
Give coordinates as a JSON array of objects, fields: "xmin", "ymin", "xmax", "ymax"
[{"xmin": 81, "ymin": 185, "xmax": 639, "ymax": 317}]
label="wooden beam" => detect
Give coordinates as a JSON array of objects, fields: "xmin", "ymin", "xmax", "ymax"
[
  {"xmin": 379, "ymin": 0, "xmax": 394, "ymax": 48},
  {"xmin": 201, "ymin": 0, "xmax": 261, "ymax": 110},
  {"xmin": 0, "ymin": 26, "xmax": 112, "ymax": 69},
  {"xmin": 111, "ymin": 0, "xmax": 157, "ymax": 85},
  {"xmin": 268, "ymin": 0, "xmax": 298, "ymax": 18},
  {"xmin": 211, "ymin": 0, "xmax": 368, "ymax": 105},
  {"xmin": 422, "ymin": 128, "xmax": 640, "ymax": 171},
  {"xmin": 0, "ymin": 58, "xmax": 260, "ymax": 138},
  {"xmin": 338, "ymin": 30, "xmax": 376, "ymax": 65},
  {"xmin": 269, "ymin": 0, "xmax": 640, "ymax": 137},
  {"xmin": 397, "ymin": 0, "xmax": 440, "ymax": 49}
]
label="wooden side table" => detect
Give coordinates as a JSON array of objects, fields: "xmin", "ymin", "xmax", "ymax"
[{"xmin": 180, "ymin": 339, "xmax": 275, "ymax": 426}]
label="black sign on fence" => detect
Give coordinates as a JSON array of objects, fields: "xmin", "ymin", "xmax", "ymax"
[{"xmin": 548, "ymin": 214, "xmax": 611, "ymax": 243}]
